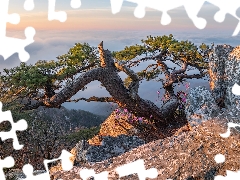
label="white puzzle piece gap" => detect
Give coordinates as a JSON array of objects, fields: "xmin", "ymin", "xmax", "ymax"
[
  {"xmin": 1, "ymin": 0, "xmax": 240, "ymax": 179},
  {"xmin": 214, "ymin": 170, "xmax": 240, "ymax": 180},
  {"xmin": 215, "ymin": 154, "xmax": 225, "ymax": 164},
  {"xmin": 48, "ymin": 0, "xmax": 82, "ymax": 21},
  {"xmin": 22, "ymin": 150, "xmax": 74, "ymax": 180},
  {"xmin": 214, "ymin": 149, "xmax": 239, "ymax": 180},
  {"xmin": 220, "ymin": 122, "xmax": 240, "ymax": 138},
  {"xmin": 116, "ymin": 159, "xmax": 158, "ymax": 180},
  {"xmin": 232, "ymin": 83, "xmax": 240, "ymax": 96},
  {"xmin": 43, "ymin": 149, "xmax": 74, "ymax": 172},
  {"xmin": 48, "ymin": 0, "xmax": 67, "ymax": 22},
  {"xmin": 207, "ymin": 0, "xmax": 240, "ymax": 36},
  {"xmin": 0, "ymin": 102, "xmax": 28, "ymax": 150},
  {"xmin": 0, "ymin": 0, "xmax": 83, "ymax": 62},
  {"xmin": 214, "ymin": 82, "xmax": 240, "ymax": 179},
  {"xmin": 0, "ymin": 0, "xmax": 35, "ymax": 62},
  {"xmin": 110, "ymin": 0, "xmax": 240, "ymax": 36},
  {"xmin": 71, "ymin": 0, "xmax": 81, "ymax": 9},
  {"xmin": 24, "ymin": 0, "xmax": 35, "ymax": 11},
  {"xmin": 22, "ymin": 164, "xmax": 50, "ymax": 180}
]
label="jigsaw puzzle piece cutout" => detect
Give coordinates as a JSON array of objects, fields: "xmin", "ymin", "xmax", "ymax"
[
  {"xmin": 183, "ymin": 0, "xmax": 207, "ymax": 29},
  {"xmin": 23, "ymin": 164, "xmax": 50, "ymax": 180},
  {"xmin": 110, "ymin": 0, "xmax": 124, "ymax": 14},
  {"xmin": 6, "ymin": 13, "xmax": 20, "ymax": 25},
  {"xmin": 0, "ymin": 27, "xmax": 35, "ymax": 62},
  {"xmin": 207, "ymin": 0, "xmax": 240, "ymax": 22},
  {"xmin": 214, "ymin": 153, "xmax": 240, "ymax": 179},
  {"xmin": 213, "ymin": 83, "xmax": 240, "ymax": 179},
  {"xmin": 215, "ymin": 170, "xmax": 240, "ymax": 179},
  {"xmin": 232, "ymin": 83, "xmax": 240, "ymax": 96},
  {"xmin": 215, "ymin": 154, "xmax": 225, "ymax": 164},
  {"xmin": 207, "ymin": 0, "xmax": 240, "ymax": 36},
  {"xmin": 134, "ymin": 1, "xmax": 147, "ymax": 19},
  {"xmin": 70, "ymin": 0, "xmax": 81, "ymax": 9},
  {"xmin": 115, "ymin": 159, "xmax": 158, "ymax": 180},
  {"xmin": 147, "ymin": 0, "xmax": 186, "ymax": 25},
  {"xmin": 0, "ymin": 156, "xmax": 14, "ymax": 180},
  {"xmin": 0, "ymin": 102, "xmax": 28, "ymax": 150},
  {"xmin": 110, "ymin": 0, "xmax": 188, "ymax": 25},
  {"xmin": 220, "ymin": 122, "xmax": 240, "ymax": 138},
  {"xmin": 0, "ymin": 1, "xmax": 35, "ymax": 61},
  {"xmin": 22, "ymin": 150, "xmax": 73, "ymax": 180},
  {"xmin": 44, "ymin": 149, "xmax": 74, "ymax": 171},
  {"xmin": 233, "ymin": 22, "xmax": 240, "ymax": 36},
  {"xmin": 80, "ymin": 169, "xmax": 109, "ymax": 180},
  {"xmin": 43, "ymin": 150, "xmax": 74, "ymax": 173},
  {"xmin": 24, "ymin": 0, "xmax": 35, "ymax": 11},
  {"xmin": 0, "ymin": 1, "xmax": 20, "ymax": 37},
  {"xmin": 48, "ymin": 0, "xmax": 67, "ymax": 22},
  {"xmin": 110, "ymin": 0, "xmax": 240, "ymax": 35}
]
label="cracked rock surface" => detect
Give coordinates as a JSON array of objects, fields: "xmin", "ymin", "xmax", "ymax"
[{"xmin": 51, "ymin": 116, "xmax": 240, "ymax": 180}]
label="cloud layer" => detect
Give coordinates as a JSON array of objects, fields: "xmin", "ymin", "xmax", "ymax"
[{"xmin": 2, "ymin": 0, "xmax": 240, "ymax": 115}]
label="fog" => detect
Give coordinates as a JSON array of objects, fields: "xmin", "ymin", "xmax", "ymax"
[{"xmin": 0, "ymin": 29, "xmax": 239, "ymax": 116}]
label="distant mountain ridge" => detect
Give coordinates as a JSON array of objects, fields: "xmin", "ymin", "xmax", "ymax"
[{"xmin": 35, "ymin": 106, "xmax": 108, "ymax": 131}]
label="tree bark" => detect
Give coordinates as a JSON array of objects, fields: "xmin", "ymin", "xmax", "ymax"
[{"xmin": 27, "ymin": 42, "xmax": 180, "ymax": 129}]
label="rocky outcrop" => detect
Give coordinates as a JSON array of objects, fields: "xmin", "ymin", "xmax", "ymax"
[
  {"xmin": 50, "ymin": 117, "xmax": 240, "ymax": 180},
  {"xmin": 73, "ymin": 135, "xmax": 145, "ymax": 164},
  {"xmin": 208, "ymin": 44, "xmax": 233, "ymax": 106},
  {"xmin": 49, "ymin": 45, "xmax": 240, "ymax": 180},
  {"xmin": 87, "ymin": 107, "xmax": 168, "ymax": 145},
  {"xmin": 209, "ymin": 45, "xmax": 240, "ymax": 109},
  {"xmin": 224, "ymin": 46, "xmax": 240, "ymax": 109},
  {"xmin": 184, "ymin": 45, "xmax": 240, "ymax": 126},
  {"xmin": 85, "ymin": 135, "xmax": 145, "ymax": 163},
  {"xmin": 47, "ymin": 134, "xmax": 144, "ymax": 174},
  {"xmin": 185, "ymin": 86, "xmax": 220, "ymax": 127},
  {"xmin": 59, "ymin": 107, "xmax": 171, "ymax": 174},
  {"xmin": 88, "ymin": 109, "xmax": 138, "ymax": 146}
]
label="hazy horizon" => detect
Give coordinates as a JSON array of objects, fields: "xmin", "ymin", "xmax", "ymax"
[{"xmin": 1, "ymin": 1, "xmax": 239, "ymax": 115}]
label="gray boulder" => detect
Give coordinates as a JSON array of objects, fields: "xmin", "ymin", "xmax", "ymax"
[
  {"xmin": 74, "ymin": 135, "xmax": 145, "ymax": 164},
  {"xmin": 224, "ymin": 45, "xmax": 240, "ymax": 109},
  {"xmin": 50, "ymin": 118, "xmax": 240, "ymax": 180},
  {"xmin": 185, "ymin": 86, "xmax": 220, "ymax": 126},
  {"xmin": 209, "ymin": 44, "xmax": 240, "ymax": 109},
  {"xmin": 185, "ymin": 44, "xmax": 240, "ymax": 126}
]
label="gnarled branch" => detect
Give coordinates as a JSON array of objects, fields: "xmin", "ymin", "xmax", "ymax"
[
  {"xmin": 115, "ymin": 60, "xmax": 140, "ymax": 99},
  {"xmin": 21, "ymin": 42, "xmax": 179, "ymax": 129}
]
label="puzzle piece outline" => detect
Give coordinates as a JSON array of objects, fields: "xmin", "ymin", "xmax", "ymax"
[
  {"xmin": 1, "ymin": 0, "xmax": 240, "ymax": 179},
  {"xmin": 110, "ymin": 0, "xmax": 240, "ymax": 36},
  {"xmin": 21, "ymin": 150, "xmax": 74, "ymax": 180},
  {"xmin": 79, "ymin": 159, "xmax": 158, "ymax": 180},
  {"xmin": 213, "ymin": 85, "xmax": 240, "ymax": 179},
  {"xmin": 0, "ymin": 102, "xmax": 28, "ymax": 150},
  {"xmin": 0, "ymin": 0, "xmax": 36, "ymax": 62},
  {"xmin": 116, "ymin": 159, "xmax": 158, "ymax": 180},
  {"xmin": 0, "ymin": 0, "xmax": 82, "ymax": 62}
]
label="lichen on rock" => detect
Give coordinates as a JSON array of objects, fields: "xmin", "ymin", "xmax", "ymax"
[{"xmin": 185, "ymin": 86, "xmax": 220, "ymax": 126}]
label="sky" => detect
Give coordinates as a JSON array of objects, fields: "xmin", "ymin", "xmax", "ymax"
[
  {"xmin": 5, "ymin": 0, "xmax": 240, "ymax": 31},
  {"xmin": 1, "ymin": 0, "xmax": 240, "ymax": 115}
]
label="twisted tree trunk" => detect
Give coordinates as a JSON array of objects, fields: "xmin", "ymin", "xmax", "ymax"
[{"xmin": 28, "ymin": 42, "xmax": 179, "ymax": 129}]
